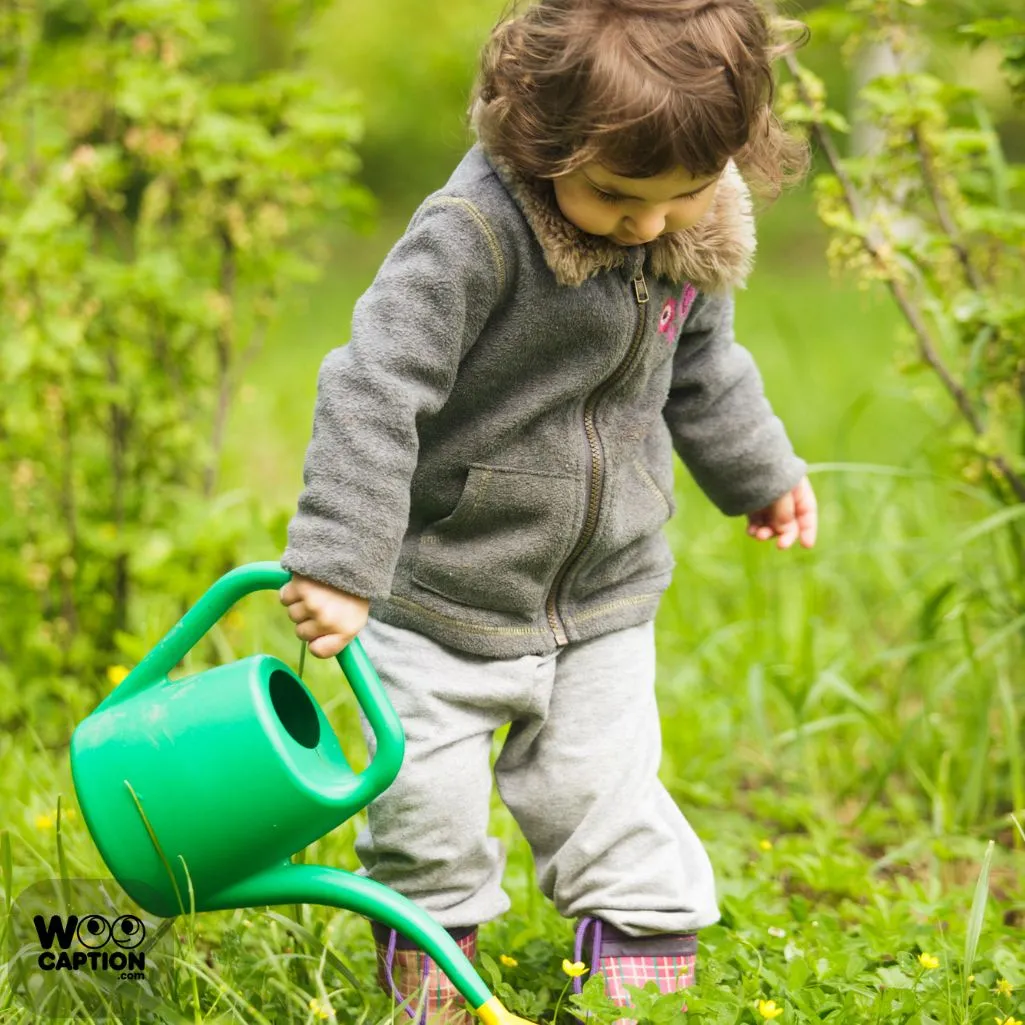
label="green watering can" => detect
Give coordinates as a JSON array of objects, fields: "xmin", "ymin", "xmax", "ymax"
[{"xmin": 70, "ymin": 561, "xmax": 536, "ymax": 1025}]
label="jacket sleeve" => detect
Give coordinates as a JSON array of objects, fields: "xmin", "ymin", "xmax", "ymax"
[
  {"xmin": 662, "ymin": 290, "xmax": 806, "ymax": 516},
  {"xmin": 281, "ymin": 199, "xmax": 504, "ymax": 598}
]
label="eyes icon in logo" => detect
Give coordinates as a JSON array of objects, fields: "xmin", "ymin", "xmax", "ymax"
[
  {"xmin": 110, "ymin": 915, "xmax": 146, "ymax": 948},
  {"xmin": 77, "ymin": 915, "xmax": 112, "ymax": 949},
  {"xmin": 75, "ymin": 914, "xmax": 146, "ymax": 948}
]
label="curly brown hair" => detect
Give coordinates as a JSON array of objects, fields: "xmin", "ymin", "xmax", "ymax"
[{"xmin": 470, "ymin": 0, "xmax": 810, "ymax": 200}]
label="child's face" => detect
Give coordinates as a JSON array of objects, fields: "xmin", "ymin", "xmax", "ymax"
[{"xmin": 552, "ymin": 163, "xmax": 722, "ymax": 246}]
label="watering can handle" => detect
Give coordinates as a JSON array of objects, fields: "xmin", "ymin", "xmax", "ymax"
[{"xmin": 97, "ymin": 561, "xmax": 405, "ymax": 805}]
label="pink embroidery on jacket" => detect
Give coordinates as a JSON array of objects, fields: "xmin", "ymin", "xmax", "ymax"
[
  {"xmin": 658, "ymin": 298, "xmax": 676, "ymax": 334},
  {"xmin": 657, "ymin": 283, "xmax": 697, "ymax": 342},
  {"xmin": 678, "ymin": 282, "xmax": 697, "ymax": 321}
]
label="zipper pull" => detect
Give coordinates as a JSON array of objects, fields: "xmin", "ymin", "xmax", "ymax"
[{"xmin": 632, "ymin": 269, "xmax": 649, "ymax": 305}]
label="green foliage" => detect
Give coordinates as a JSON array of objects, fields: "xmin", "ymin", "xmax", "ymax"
[
  {"xmin": 0, "ymin": 0, "xmax": 372, "ymax": 740},
  {"xmin": 962, "ymin": 16, "xmax": 1025, "ymax": 94},
  {"xmin": 779, "ymin": 7, "xmax": 1025, "ymax": 813},
  {"xmin": 3, "ymin": 701, "xmax": 1023, "ymax": 1023},
  {"xmin": 782, "ymin": 5, "xmax": 1025, "ymax": 505}
]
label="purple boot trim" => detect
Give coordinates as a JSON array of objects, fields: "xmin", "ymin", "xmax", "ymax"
[
  {"xmin": 573, "ymin": 916, "xmax": 602, "ymax": 997},
  {"xmin": 384, "ymin": 927, "xmax": 430, "ymax": 1024},
  {"xmin": 371, "ymin": 919, "xmax": 477, "ymax": 1024}
]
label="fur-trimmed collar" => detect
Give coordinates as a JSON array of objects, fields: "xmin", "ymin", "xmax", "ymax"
[{"xmin": 488, "ymin": 154, "xmax": 756, "ymax": 293}]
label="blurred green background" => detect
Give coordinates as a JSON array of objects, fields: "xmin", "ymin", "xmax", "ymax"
[{"xmin": 221, "ymin": 0, "xmax": 1024, "ymax": 501}]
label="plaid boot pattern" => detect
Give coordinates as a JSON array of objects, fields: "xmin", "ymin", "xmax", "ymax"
[
  {"xmin": 372, "ymin": 921, "xmax": 478, "ymax": 1025},
  {"xmin": 573, "ymin": 917, "xmax": 697, "ymax": 1024}
]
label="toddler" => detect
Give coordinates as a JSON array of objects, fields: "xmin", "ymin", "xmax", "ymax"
[{"xmin": 280, "ymin": 0, "xmax": 817, "ymax": 1021}]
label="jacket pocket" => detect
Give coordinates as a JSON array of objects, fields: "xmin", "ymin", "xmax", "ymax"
[
  {"xmin": 569, "ymin": 450, "xmax": 676, "ymax": 599},
  {"xmin": 411, "ymin": 464, "xmax": 580, "ymax": 616}
]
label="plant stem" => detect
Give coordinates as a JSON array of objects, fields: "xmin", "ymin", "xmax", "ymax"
[
  {"xmin": 910, "ymin": 124, "xmax": 984, "ymax": 292},
  {"xmin": 57, "ymin": 390, "xmax": 80, "ymax": 646},
  {"xmin": 205, "ymin": 228, "xmax": 237, "ymax": 499},
  {"xmin": 551, "ymin": 978, "xmax": 572, "ymax": 1024},
  {"xmin": 780, "ymin": 49, "xmax": 1025, "ymax": 504}
]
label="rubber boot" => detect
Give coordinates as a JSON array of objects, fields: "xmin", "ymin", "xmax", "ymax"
[
  {"xmin": 372, "ymin": 921, "xmax": 478, "ymax": 1025},
  {"xmin": 572, "ymin": 917, "xmax": 697, "ymax": 1024}
]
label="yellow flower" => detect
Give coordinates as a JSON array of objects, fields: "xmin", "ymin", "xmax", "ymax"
[
  {"xmin": 758, "ymin": 999, "xmax": 784, "ymax": 1020},
  {"xmin": 35, "ymin": 813, "xmax": 55, "ymax": 830},
  {"xmin": 562, "ymin": 959, "xmax": 587, "ymax": 978},
  {"xmin": 62, "ymin": 807, "xmax": 77, "ymax": 821},
  {"xmin": 918, "ymin": 952, "xmax": 939, "ymax": 970},
  {"xmin": 500, "ymin": 954, "xmax": 518, "ymax": 968},
  {"xmin": 759, "ymin": 839, "xmax": 774, "ymax": 851},
  {"xmin": 308, "ymin": 996, "xmax": 330, "ymax": 1020},
  {"xmin": 993, "ymin": 1017, "xmax": 1022, "ymax": 1025},
  {"xmin": 995, "ymin": 979, "xmax": 1014, "ymax": 998},
  {"xmin": 106, "ymin": 665, "xmax": 130, "ymax": 687}
]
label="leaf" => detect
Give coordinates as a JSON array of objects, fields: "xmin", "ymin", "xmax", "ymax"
[
  {"xmin": 960, "ymin": 17, "xmax": 1025, "ymax": 45},
  {"xmin": 963, "ymin": 839, "xmax": 994, "ymax": 978},
  {"xmin": 787, "ymin": 955, "xmax": 812, "ymax": 989},
  {"xmin": 877, "ymin": 966, "xmax": 915, "ymax": 990},
  {"xmin": 18, "ymin": 192, "xmax": 75, "ymax": 235},
  {"xmin": 139, "ymin": 177, "xmax": 172, "ymax": 229},
  {"xmin": 821, "ymin": 109, "xmax": 851, "ymax": 133},
  {"xmin": 992, "ymin": 947, "xmax": 1025, "ymax": 987},
  {"xmin": 478, "ymin": 951, "xmax": 502, "ymax": 990},
  {"xmin": 1, "ymin": 830, "xmax": 12, "ymax": 914},
  {"xmin": 260, "ymin": 910, "xmax": 364, "ymax": 995}
]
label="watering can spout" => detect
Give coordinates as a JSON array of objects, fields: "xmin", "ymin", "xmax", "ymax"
[{"xmin": 211, "ymin": 862, "xmax": 539, "ymax": 1025}]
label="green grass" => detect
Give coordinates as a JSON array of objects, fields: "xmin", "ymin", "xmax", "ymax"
[{"xmin": 2, "ymin": 184, "xmax": 1024, "ymax": 1023}]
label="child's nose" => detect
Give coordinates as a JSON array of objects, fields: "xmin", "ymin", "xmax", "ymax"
[{"xmin": 624, "ymin": 209, "xmax": 666, "ymax": 243}]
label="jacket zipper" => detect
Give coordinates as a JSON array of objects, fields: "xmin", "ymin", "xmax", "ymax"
[{"xmin": 545, "ymin": 267, "xmax": 650, "ymax": 645}]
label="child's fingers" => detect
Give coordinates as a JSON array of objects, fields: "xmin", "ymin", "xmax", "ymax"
[
  {"xmin": 768, "ymin": 490, "xmax": 795, "ymax": 531},
  {"xmin": 795, "ymin": 480, "xmax": 819, "ymax": 548},
  {"xmin": 776, "ymin": 520, "xmax": 800, "ymax": 550},
  {"xmin": 798, "ymin": 514, "xmax": 818, "ymax": 547},
  {"xmin": 294, "ymin": 619, "xmax": 353, "ymax": 657},
  {"xmin": 747, "ymin": 523, "xmax": 772, "ymax": 540},
  {"xmin": 294, "ymin": 619, "xmax": 323, "ymax": 642},
  {"xmin": 747, "ymin": 513, "xmax": 775, "ymax": 541},
  {"xmin": 309, "ymin": 634, "xmax": 348, "ymax": 659}
]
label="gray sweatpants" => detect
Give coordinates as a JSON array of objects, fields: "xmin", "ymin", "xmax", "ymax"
[{"xmin": 354, "ymin": 616, "xmax": 719, "ymax": 936}]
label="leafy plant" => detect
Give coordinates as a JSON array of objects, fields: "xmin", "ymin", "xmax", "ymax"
[
  {"xmin": 779, "ymin": 2, "xmax": 1025, "ymax": 506},
  {"xmin": 771, "ymin": 0, "xmax": 1025, "ymax": 830},
  {"xmin": 0, "ymin": 0, "xmax": 372, "ymax": 740}
]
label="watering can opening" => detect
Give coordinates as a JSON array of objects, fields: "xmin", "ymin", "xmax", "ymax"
[{"xmin": 268, "ymin": 669, "xmax": 321, "ymax": 750}]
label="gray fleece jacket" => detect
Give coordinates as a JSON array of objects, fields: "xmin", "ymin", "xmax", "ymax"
[{"xmin": 281, "ymin": 144, "xmax": 806, "ymax": 657}]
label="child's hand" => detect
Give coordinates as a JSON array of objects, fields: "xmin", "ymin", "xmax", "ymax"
[
  {"xmin": 746, "ymin": 476, "xmax": 817, "ymax": 550},
  {"xmin": 279, "ymin": 575, "xmax": 370, "ymax": 659}
]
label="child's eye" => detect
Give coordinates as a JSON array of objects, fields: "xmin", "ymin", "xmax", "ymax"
[{"xmin": 590, "ymin": 184, "xmax": 707, "ymax": 205}]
